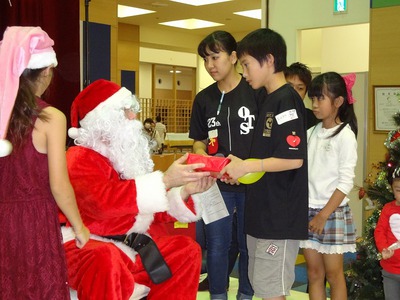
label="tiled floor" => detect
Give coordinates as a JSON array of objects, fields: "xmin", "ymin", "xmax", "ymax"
[
  {"xmin": 196, "ymin": 251, "xmax": 357, "ymax": 299},
  {"xmin": 196, "ymin": 255, "xmax": 313, "ymax": 300},
  {"xmin": 196, "ymin": 276, "xmax": 313, "ymax": 300}
]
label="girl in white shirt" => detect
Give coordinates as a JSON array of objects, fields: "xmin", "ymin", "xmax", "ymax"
[{"xmin": 300, "ymin": 72, "xmax": 358, "ymax": 300}]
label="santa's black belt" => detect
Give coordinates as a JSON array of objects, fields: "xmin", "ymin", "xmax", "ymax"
[{"xmin": 102, "ymin": 232, "xmax": 172, "ymax": 284}]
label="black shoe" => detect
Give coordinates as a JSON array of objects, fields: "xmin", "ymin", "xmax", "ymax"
[{"xmin": 198, "ymin": 276, "xmax": 209, "ymax": 291}]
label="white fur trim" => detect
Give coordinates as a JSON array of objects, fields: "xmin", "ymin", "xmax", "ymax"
[
  {"xmin": 61, "ymin": 226, "xmax": 75, "ymax": 243},
  {"xmin": 167, "ymin": 187, "xmax": 202, "ymax": 222},
  {"xmin": 72, "ymin": 235, "xmax": 148, "ymax": 299},
  {"xmin": 128, "ymin": 171, "xmax": 167, "ymax": 234},
  {"xmin": 61, "ymin": 226, "xmax": 138, "ymax": 262},
  {"xmin": 191, "ymin": 192, "xmax": 203, "ymax": 218},
  {"xmin": 70, "ymin": 283, "xmax": 149, "ymax": 300},
  {"xmin": 89, "ymin": 235, "xmax": 138, "ymax": 262},
  {"xmin": 135, "ymin": 171, "xmax": 169, "ymax": 214},
  {"xmin": 68, "ymin": 127, "xmax": 79, "ymax": 139},
  {"xmin": 0, "ymin": 139, "xmax": 13, "ymax": 157},
  {"xmin": 79, "ymin": 87, "xmax": 135, "ymax": 128},
  {"xmin": 27, "ymin": 51, "xmax": 58, "ymax": 69},
  {"xmin": 128, "ymin": 213, "xmax": 155, "ymax": 234},
  {"xmin": 129, "ymin": 284, "xmax": 150, "ymax": 300},
  {"xmin": 64, "ymin": 225, "xmax": 150, "ymax": 300}
]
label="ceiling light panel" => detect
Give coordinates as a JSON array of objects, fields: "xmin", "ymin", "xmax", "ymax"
[
  {"xmin": 118, "ymin": 5, "xmax": 155, "ymax": 18},
  {"xmin": 233, "ymin": 9, "xmax": 261, "ymax": 20},
  {"xmin": 159, "ymin": 18, "xmax": 223, "ymax": 30},
  {"xmin": 169, "ymin": 0, "xmax": 231, "ymax": 6}
]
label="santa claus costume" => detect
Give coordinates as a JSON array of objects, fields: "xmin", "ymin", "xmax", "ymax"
[{"xmin": 62, "ymin": 79, "xmax": 203, "ymax": 300}]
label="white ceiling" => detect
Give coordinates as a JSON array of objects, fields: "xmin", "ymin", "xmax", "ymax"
[{"xmin": 117, "ymin": 0, "xmax": 262, "ymax": 37}]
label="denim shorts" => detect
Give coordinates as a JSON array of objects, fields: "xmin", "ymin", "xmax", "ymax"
[{"xmin": 247, "ymin": 236, "xmax": 299, "ymax": 299}]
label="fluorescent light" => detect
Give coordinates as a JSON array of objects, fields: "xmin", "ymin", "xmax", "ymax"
[
  {"xmin": 160, "ymin": 18, "xmax": 223, "ymax": 30},
  {"xmin": 170, "ymin": 70, "xmax": 182, "ymax": 73},
  {"xmin": 234, "ymin": 9, "xmax": 262, "ymax": 20},
  {"xmin": 118, "ymin": 5, "xmax": 155, "ymax": 18},
  {"xmin": 170, "ymin": 0, "xmax": 231, "ymax": 6}
]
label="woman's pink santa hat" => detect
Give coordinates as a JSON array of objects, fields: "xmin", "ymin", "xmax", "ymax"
[{"xmin": 0, "ymin": 26, "xmax": 58, "ymax": 157}]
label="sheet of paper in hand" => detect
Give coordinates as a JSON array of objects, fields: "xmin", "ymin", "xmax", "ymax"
[{"xmin": 191, "ymin": 182, "xmax": 229, "ymax": 224}]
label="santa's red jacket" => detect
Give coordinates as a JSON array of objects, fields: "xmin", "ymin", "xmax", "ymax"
[{"xmin": 62, "ymin": 146, "xmax": 203, "ymax": 300}]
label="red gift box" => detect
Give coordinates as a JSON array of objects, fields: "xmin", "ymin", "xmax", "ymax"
[{"xmin": 186, "ymin": 153, "xmax": 230, "ymax": 178}]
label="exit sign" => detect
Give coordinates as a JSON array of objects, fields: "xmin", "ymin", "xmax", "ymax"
[{"xmin": 334, "ymin": 0, "xmax": 348, "ymax": 13}]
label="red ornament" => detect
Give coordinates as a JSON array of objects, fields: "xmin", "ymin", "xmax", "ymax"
[
  {"xmin": 358, "ymin": 187, "xmax": 366, "ymax": 200},
  {"xmin": 207, "ymin": 137, "xmax": 218, "ymax": 155},
  {"xmin": 391, "ymin": 131, "xmax": 400, "ymax": 142}
]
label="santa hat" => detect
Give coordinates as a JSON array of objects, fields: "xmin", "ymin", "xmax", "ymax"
[
  {"xmin": 0, "ymin": 26, "xmax": 58, "ymax": 157},
  {"xmin": 68, "ymin": 79, "xmax": 140, "ymax": 139}
]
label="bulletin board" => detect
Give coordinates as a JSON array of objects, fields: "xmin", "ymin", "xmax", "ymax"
[{"xmin": 374, "ymin": 86, "xmax": 400, "ymax": 131}]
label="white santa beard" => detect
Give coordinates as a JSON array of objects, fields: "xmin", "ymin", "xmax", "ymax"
[
  {"xmin": 108, "ymin": 119, "xmax": 154, "ymax": 179},
  {"xmin": 75, "ymin": 111, "xmax": 154, "ymax": 179}
]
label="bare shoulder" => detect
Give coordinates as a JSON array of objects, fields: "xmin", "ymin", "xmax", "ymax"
[
  {"xmin": 33, "ymin": 106, "xmax": 67, "ymax": 153},
  {"xmin": 42, "ymin": 106, "xmax": 66, "ymax": 123},
  {"xmin": 37, "ymin": 106, "xmax": 67, "ymax": 134}
]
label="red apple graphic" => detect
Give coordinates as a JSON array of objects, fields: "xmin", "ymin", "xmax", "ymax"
[{"xmin": 286, "ymin": 132, "xmax": 300, "ymax": 147}]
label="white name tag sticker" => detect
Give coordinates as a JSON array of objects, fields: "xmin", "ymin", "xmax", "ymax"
[
  {"xmin": 208, "ymin": 129, "xmax": 218, "ymax": 139},
  {"xmin": 275, "ymin": 109, "xmax": 298, "ymax": 125}
]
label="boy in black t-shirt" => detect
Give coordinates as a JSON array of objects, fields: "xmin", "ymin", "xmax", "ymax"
[
  {"xmin": 221, "ymin": 28, "xmax": 308, "ymax": 300},
  {"xmin": 284, "ymin": 62, "xmax": 318, "ymax": 129}
]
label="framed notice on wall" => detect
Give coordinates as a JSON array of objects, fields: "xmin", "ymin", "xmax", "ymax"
[{"xmin": 374, "ymin": 86, "xmax": 400, "ymax": 131}]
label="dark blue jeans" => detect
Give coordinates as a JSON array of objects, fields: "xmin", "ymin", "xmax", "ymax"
[{"xmin": 205, "ymin": 191, "xmax": 253, "ymax": 300}]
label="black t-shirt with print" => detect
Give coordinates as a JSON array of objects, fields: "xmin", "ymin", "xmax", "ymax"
[
  {"xmin": 189, "ymin": 77, "xmax": 261, "ymax": 192},
  {"xmin": 245, "ymin": 83, "xmax": 309, "ymax": 240}
]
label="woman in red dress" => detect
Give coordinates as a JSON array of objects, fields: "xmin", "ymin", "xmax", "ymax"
[{"xmin": 0, "ymin": 26, "xmax": 90, "ymax": 300}]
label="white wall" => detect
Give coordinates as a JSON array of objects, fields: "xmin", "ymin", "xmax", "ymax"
[
  {"xmin": 176, "ymin": 74, "xmax": 193, "ymax": 91},
  {"xmin": 154, "ymin": 72, "xmax": 193, "ymax": 90},
  {"xmin": 188, "ymin": 1, "xmax": 370, "ymax": 94},
  {"xmin": 269, "ymin": 0, "xmax": 370, "ymax": 235},
  {"xmin": 139, "ymin": 26, "xmax": 202, "ymax": 53},
  {"xmin": 347, "ymin": 72, "xmax": 368, "ymax": 236},
  {"xmin": 138, "ymin": 48, "xmax": 198, "ymax": 98},
  {"xmin": 137, "ymin": 0, "xmax": 371, "ymax": 234},
  {"xmin": 138, "ymin": 63, "xmax": 152, "ymax": 98},
  {"xmin": 197, "ymin": 56, "xmax": 214, "ymax": 92},
  {"xmin": 140, "ymin": 47, "xmax": 197, "ymax": 67},
  {"xmin": 321, "ymin": 24, "xmax": 369, "ymax": 73},
  {"xmin": 195, "ymin": 32, "xmax": 249, "ymax": 93},
  {"xmin": 139, "ymin": 32, "xmax": 256, "ymax": 97},
  {"xmin": 299, "ymin": 23, "xmax": 369, "ymax": 72},
  {"xmin": 269, "ymin": 0, "xmax": 370, "ymax": 64}
]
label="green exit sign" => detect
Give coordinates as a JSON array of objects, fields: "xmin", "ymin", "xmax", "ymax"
[{"xmin": 334, "ymin": 0, "xmax": 348, "ymax": 13}]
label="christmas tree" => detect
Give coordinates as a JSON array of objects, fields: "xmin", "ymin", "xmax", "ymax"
[{"xmin": 345, "ymin": 112, "xmax": 400, "ymax": 299}]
